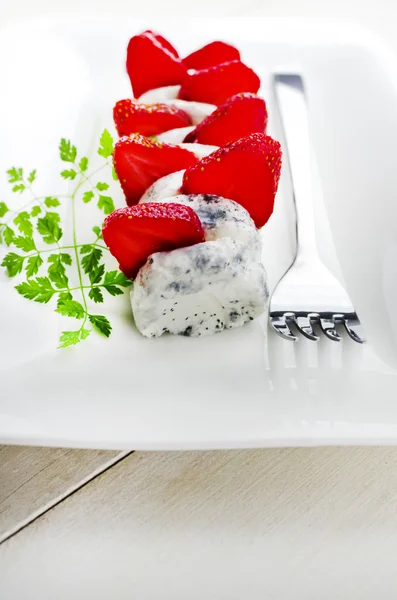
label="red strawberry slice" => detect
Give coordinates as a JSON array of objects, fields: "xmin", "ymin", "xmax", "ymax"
[
  {"xmin": 183, "ymin": 41, "xmax": 240, "ymax": 69},
  {"xmin": 102, "ymin": 203, "xmax": 205, "ymax": 278},
  {"xmin": 113, "ymin": 134, "xmax": 198, "ymax": 206},
  {"xmin": 127, "ymin": 31, "xmax": 186, "ymax": 98},
  {"xmin": 184, "ymin": 93, "xmax": 267, "ymax": 146},
  {"xmin": 182, "ymin": 133, "xmax": 282, "ymax": 228},
  {"xmin": 143, "ymin": 30, "xmax": 179, "ymax": 58},
  {"xmin": 178, "ymin": 60, "xmax": 260, "ymax": 105},
  {"xmin": 113, "ymin": 99, "xmax": 191, "ymax": 137}
]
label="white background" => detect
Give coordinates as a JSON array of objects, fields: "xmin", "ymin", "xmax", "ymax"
[{"xmin": 2, "ymin": 1, "xmax": 397, "ymax": 598}]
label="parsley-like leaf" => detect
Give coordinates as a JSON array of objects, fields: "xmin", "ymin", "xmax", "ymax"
[
  {"xmin": 79, "ymin": 157, "xmax": 89, "ymax": 172},
  {"xmin": 56, "ymin": 297, "xmax": 85, "ymax": 319},
  {"xmin": 13, "ymin": 236, "xmax": 35, "ymax": 252},
  {"xmin": 89, "ymin": 263, "xmax": 105, "ymax": 285},
  {"xmin": 61, "ymin": 169, "xmax": 77, "ymax": 180},
  {"xmin": 27, "ymin": 169, "xmax": 37, "ymax": 183},
  {"xmin": 31, "ymin": 206, "xmax": 41, "ymax": 217},
  {"xmin": 89, "ymin": 314, "xmax": 111, "ymax": 337},
  {"xmin": 59, "ymin": 328, "xmax": 91, "ymax": 348},
  {"xmin": 14, "ymin": 212, "xmax": 33, "ymax": 237},
  {"xmin": 82, "ymin": 191, "xmax": 94, "ymax": 204},
  {"xmin": 12, "ymin": 184, "xmax": 25, "ymax": 193},
  {"xmin": 1, "ymin": 252, "xmax": 25, "ymax": 277},
  {"xmin": 96, "ymin": 182, "xmax": 109, "ymax": 191},
  {"xmin": 3, "ymin": 225, "xmax": 14, "ymax": 246},
  {"xmin": 59, "ymin": 139, "xmax": 77, "ymax": 163},
  {"xmin": 92, "ymin": 225, "xmax": 102, "ymax": 239},
  {"xmin": 7, "ymin": 167, "xmax": 23, "ymax": 183},
  {"xmin": 88, "ymin": 287, "xmax": 104, "ymax": 303},
  {"xmin": 37, "ymin": 214, "xmax": 62, "ymax": 244},
  {"xmin": 97, "ymin": 195, "xmax": 115, "ymax": 215},
  {"xmin": 0, "ymin": 202, "xmax": 9, "ymax": 218},
  {"xmin": 48, "ymin": 254, "xmax": 68, "ymax": 289},
  {"xmin": 81, "ymin": 247, "xmax": 102, "ymax": 274},
  {"xmin": 44, "ymin": 197, "xmax": 60, "ymax": 208},
  {"xmin": 15, "ymin": 277, "xmax": 55, "ymax": 303},
  {"xmin": 97, "ymin": 129, "xmax": 114, "ymax": 159},
  {"xmin": 25, "ymin": 255, "xmax": 43, "ymax": 278},
  {"xmin": 60, "ymin": 252, "xmax": 72, "ymax": 265},
  {"xmin": 103, "ymin": 271, "xmax": 132, "ymax": 288},
  {"xmin": 111, "ymin": 166, "xmax": 118, "ymax": 181}
]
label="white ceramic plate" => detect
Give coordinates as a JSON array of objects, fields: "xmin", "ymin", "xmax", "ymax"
[{"xmin": 1, "ymin": 17, "xmax": 397, "ymax": 450}]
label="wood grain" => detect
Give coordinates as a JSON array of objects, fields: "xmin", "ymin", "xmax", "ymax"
[
  {"xmin": 2, "ymin": 447, "xmax": 397, "ymax": 599},
  {"xmin": 0, "ymin": 445, "xmax": 126, "ymax": 543}
]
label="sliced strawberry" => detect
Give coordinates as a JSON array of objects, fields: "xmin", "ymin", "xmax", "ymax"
[
  {"xmin": 102, "ymin": 203, "xmax": 205, "ymax": 278},
  {"xmin": 184, "ymin": 93, "xmax": 267, "ymax": 146},
  {"xmin": 127, "ymin": 31, "xmax": 186, "ymax": 98},
  {"xmin": 113, "ymin": 99, "xmax": 191, "ymax": 137},
  {"xmin": 183, "ymin": 41, "xmax": 240, "ymax": 70},
  {"xmin": 182, "ymin": 133, "xmax": 281, "ymax": 228},
  {"xmin": 113, "ymin": 134, "xmax": 198, "ymax": 206},
  {"xmin": 178, "ymin": 60, "xmax": 260, "ymax": 105},
  {"xmin": 143, "ymin": 30, "xmax": 179, "ymax": 58}
]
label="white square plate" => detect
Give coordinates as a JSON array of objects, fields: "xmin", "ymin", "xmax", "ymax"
[{"xmin": 1, "ymin": 17, "xmax": 397, "ymax": 450}]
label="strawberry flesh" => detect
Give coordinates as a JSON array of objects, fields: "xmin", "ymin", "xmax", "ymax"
[
  {"xmin": 143, "ymin": 30, "xmax": 179, "ymax": 58},
  {"xmin": 184, "ymin": 93, "xmax": 267, "ymax": 146},
  {"xmin": 102, "ymin": 203, "xmax": 205, "ymax": 278},
  {"xmin": 114, "ymin": 99, "xmax": 191, "ymax": 137},
  {"xmin": 113, "ymin": 134, "xmax": 198, "ymax": 206},
  {"xmin": 178, "ymin": 60, "xmax": 260, "ymax": 105},
  {"xmin": 182, "ymin": 133, "xmax": 282, "ymax": 228},
  {"xmin": 127, "ymin": 31, "xmax": 186, "ymax": 98},
  {"xmin": 183, "ymin": 41, "xmax": 240, "ymax": 69}
]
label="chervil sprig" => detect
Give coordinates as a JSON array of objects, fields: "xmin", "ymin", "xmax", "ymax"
[{"xmin": 0, "ymin": 129, "xmax": 132, "ymax": 348}]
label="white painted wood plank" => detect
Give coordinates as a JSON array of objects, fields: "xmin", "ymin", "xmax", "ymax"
[
  {"xmin": 2, "ymin": 447, "xmax": 397, "ymax": 599},
  {"xmin": 0, "ymin": 445, "xmax": 125, "ymax": 542}
]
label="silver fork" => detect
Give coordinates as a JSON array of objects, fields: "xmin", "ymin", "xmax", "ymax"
[{"xmin": 269, "ymin": 74, "xmax": 364, "ymax": 343}]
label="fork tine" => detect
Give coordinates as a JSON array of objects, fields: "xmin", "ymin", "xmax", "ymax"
[
  {"xmin": 343, "ymin": 319, "xmax": 365, "ymax": 344},
  {"xmin": 269, "ymin": 315, "xmax": 298, "ymax": 341},
  {"xmin": 295, "ymin": 314, "xmax": 319, "ymax": 341},
  {"xmin": 320, "ymin": 317, "xmax": 341, "ymax": 342}
]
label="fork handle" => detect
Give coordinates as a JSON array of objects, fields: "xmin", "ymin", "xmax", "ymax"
[{"xmin": 274, "ymin": 75, "xmax": 319, "ymax": 262}]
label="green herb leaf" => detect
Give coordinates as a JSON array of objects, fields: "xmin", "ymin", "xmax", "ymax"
[
  {"xmin": 96, "ymin": 182, "xmax": 109, "ymax": 191},
  {"xmin": 59, "ymin": 139, "xmax": 77, "ymax": 163},
  {"xmin": 0, "ymin": 202, "xmax": 9, "ymax": 218},
  {"xmin": 97, "ymin": 195, "xmax": 115, "ymax": 215},
  {"xmin": 7, "ymin": 167, "xmax": 23, "ymax": 183},
  {"xmin": 60, "ymin": 252, "xmax": 72, "ymax": 265},
  {"xmin": 103, "ymin": 284, "xmax": 124, "ymax": 297},
  {"xmin": 1, "ymin": 252, "xmax": 25, "ymax": 277},
  {"xmin": 13, "ymin": 236, "xmax": 35, "ymax": 252},
  {"xmin": 44, "ymin": 197, "xmax": 60, "ymax": 208},
  {"xmin": 58, "ymin": 328, "xmax": 91, "ymax": 348},
  {"xmin": 97, "ymin": 129, "xmax": 114, "ymax": 159},
  {"xmin": 27, "ymin": 169, "xmax": 37, "ymax": 183},
  {"xmin": 61, "ymin": 169, "xmax": 77, "ymax": 180},
  {"xmin": 111, "ymin": 166, "xmax": 118, "ymax": 181},
  {"xmin": 89, "ymin": 263, "xmax": 105, "ymax": 285},
  {"xmin": 48, "ymin": 254, "xmax": 69, "ymax": 289},
  {"xmin": 81, "ymin": 247, "xmax": 102, "ymax": 274},
  {"xmin": 88, "ymin": 287, "xmax": 104, "ymax": 303},
  {"xmin": 82, "ymin": 190, "xmax": 94, "ymax": 204},
  {"xmin": 37, "ymin": 214, "xmax": 62, "ymax": 244},
  {"xmin": 31, "ymin": 206, "xmax": 41, "ymax": 217},
  {"xmin": 15, "ymin": 276, "xmax": 55, "ymax": 303},
  {"xmin": 92, "ymin": 225, "xmax": 102, "ymax": 239},
  {"xmin": 79, "ymin": 157, "xmax": 89, "ymax": 172},
  {"xmin": 14, "ymin": 212, "xmax": 33, "ymax": 237},
  {"xmin": 88, "ymin": 314, "xmax": 111, "ymax": 337},
  {"xmin": 103, "ymin": 270, "xmax": 132, "ymax": 288},
  {"xmin": 56, "ymin": 296, "xmax": 85, "ymax": 319},
  {"xmin": 12, "ymin": 184, "xmax": 25, "ymax": 193},
  {"xmin": 3, "ymin": 225, "xmax": 14, "ymax": 246},
  {"xmin": 25, "ymin": 255, "xmax": 43, "ymax": 278}
]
